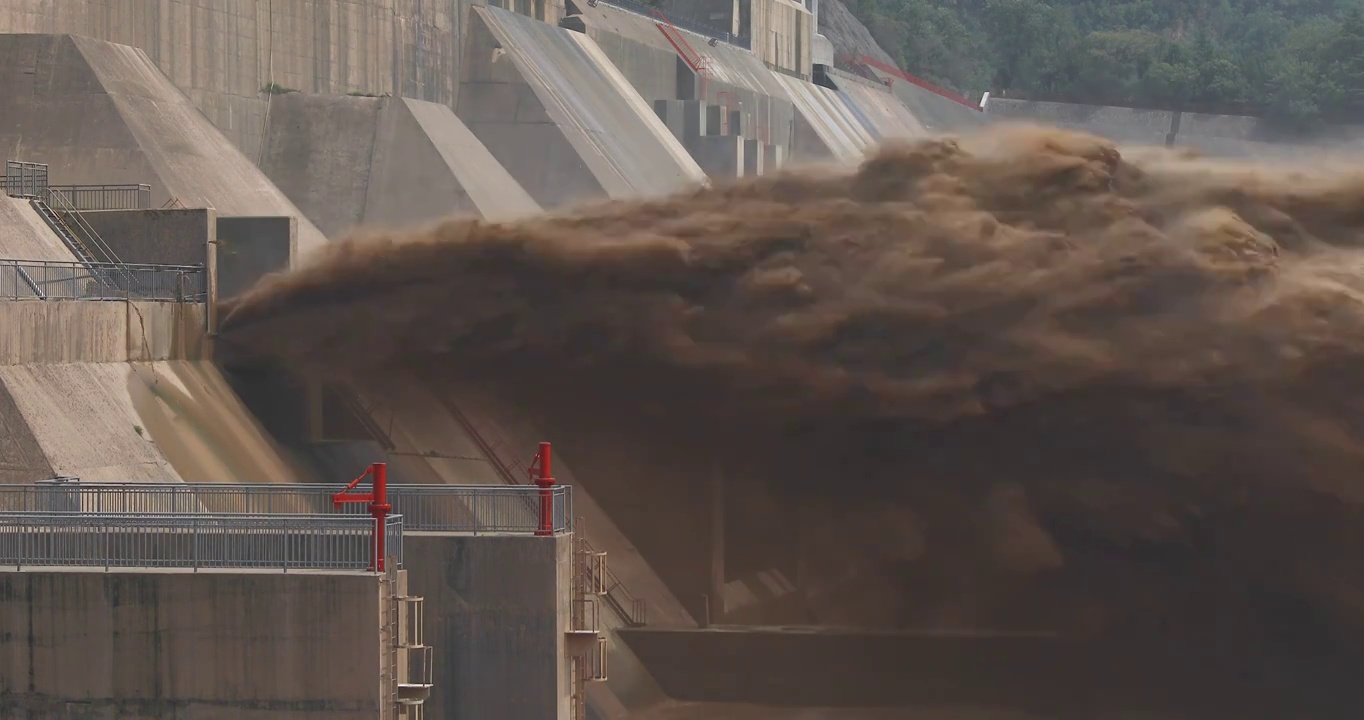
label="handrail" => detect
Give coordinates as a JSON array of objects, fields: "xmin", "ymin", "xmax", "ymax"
[
  {"xmin": 439, "ymin": 400, "xmax": 647, "ymax": 625},
  {"xmin": 0, "ymin": 512, "xmax": 399, "ymax": 572},
  {"xmin": 47, "ymin": 184, "xmax": 152, "ymax": 211},
  {"xmin": 42, "ymin": 188, "xmax": 140, "ymax": 279},
  {"xmin": 0, "ymin": 258, "xmax": 206, "ymax": 302},
  {"xmin": 5, "ymin": 481, "xmax": 573, "ymax": 535}
]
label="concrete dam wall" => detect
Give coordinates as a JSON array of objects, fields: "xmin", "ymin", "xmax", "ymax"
[{"xmin": 0, "ymin": 0, "xmax": 477, "ymax": 158}]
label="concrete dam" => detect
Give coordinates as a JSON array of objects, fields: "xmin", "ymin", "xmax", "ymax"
[{"xmin": 0, "ymin": 1, "xmax": 1355, "ymax": 719}]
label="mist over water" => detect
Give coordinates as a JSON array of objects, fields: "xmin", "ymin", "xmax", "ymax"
[{"xmin": 221, "ymin": 124, "xmax": 1364, "ymax": 684}]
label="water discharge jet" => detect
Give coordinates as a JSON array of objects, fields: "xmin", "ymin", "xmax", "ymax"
[{"xmin": 219, "ymin": 125, "xmax": 1364, "ymax": 704}]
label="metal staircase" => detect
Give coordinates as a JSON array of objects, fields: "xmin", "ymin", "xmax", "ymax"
[
  {"xmin": 31, "ymin": 198, "xmax": 100, "ymax": 266},
  {"xmin": 6, "ymin": 160, "xmax": 143, "ymax": 297}
]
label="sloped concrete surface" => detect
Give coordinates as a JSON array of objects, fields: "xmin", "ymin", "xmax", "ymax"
[
  {"xmin": 0, "ymin": 196, "xmax": 79, "ymax": 262},
  {"xmin": 257, "ymin": 94, "xmax": 384, "ymax": 239},
  {"xmin": 263, "ymin": 93, "xmax": 541, "ymax": 238},
  {"xmin": 773, "ymin": 73, "xmax": 874, "ymax": 161},
  {"xmin": 462, "ymin": 6, "xmax": 706, "ymax": 207},
  {"xmin": 833, "ymin": 75, "xmax": 927, "ymax": 141},
  {"xmin": 369, "ymin": 98, "xmax": 540, "ymax": 225},
  {"xmin": 0, "ymin": 362, "xmax": 182, "ymax": 482}
]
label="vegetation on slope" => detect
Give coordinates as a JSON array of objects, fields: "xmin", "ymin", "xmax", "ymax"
[{"xmin": 843, "ymin": 0, "xmax": 1364, "ymax": 126}]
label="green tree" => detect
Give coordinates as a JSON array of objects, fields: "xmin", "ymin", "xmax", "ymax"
[
  {"xmin": 1322, "ymin": 5, "xmax": 1364, "ymax": 110},
  {"xmin": 980, "ymin": 0, "xmax": 1056, "ymax": 90}
]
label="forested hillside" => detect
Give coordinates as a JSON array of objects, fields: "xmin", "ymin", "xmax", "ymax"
[{"xmin": 841, "ymin": 0, "xmax": 1364, "ymax": 126}]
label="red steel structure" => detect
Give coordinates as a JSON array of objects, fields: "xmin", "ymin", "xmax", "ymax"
[
  {"xmin": 651, "ymin": 8, "xmax": 713, "ymax": 100},
  {"xmin": 528, "ymin": 442, "xmax": 557, "ymax": 537},
  {"xmin": 331, "ymin": 442, "xmax": 561, "ymax": 567},
  {"xmin": 852, "ymin": 54, "xmax": 982, "ymax": 111},
  {"xmin": 332, "ymin": 462, "xmax": 393, "ymax": 571}
]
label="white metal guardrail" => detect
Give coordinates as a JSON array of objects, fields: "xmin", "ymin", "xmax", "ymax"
[
  {"xmin": 3, "ymin": 482, "xmax": 573, "ymax": 535},
  {"xmin": 0, "ymin": 513, "xmax": 403, "ymax": 572},
  {"xmin": 0, "ymin": 258, "xmax": 206, "ymax": 301}
]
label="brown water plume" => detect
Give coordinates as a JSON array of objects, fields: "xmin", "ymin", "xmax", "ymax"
[{"xmin": 221, "ymin": 124, "xmax": 1364, "ymax": 657}]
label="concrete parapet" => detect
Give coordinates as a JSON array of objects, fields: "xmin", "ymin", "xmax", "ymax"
[
  {"xmin": 0, "ymin": 301, "xmax": 205, "ymax": 365},
  {"xmin": 688, "ymin": 135, "xmax": 745, "ymax": 179},
  {"xmin": 78, "ymin": 208, "xmax": 214, "ymax": 268},
  {"xmin": 0, "ymin": 569, "xmax": 384, "ymax": 719}
]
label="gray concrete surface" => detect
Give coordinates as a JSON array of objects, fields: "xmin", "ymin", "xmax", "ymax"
[
  {"xmin": 826, "ymin": 68, "xmax": 927, "ymax": 141},
  {"xmin": 79, "ymin": 209, "xmax": 212, "ymax": 267},
  {"xmin": 217, "ymin": 216, "xmax": 297, "ymax": 301},
  {"xmin": 0, "ymin": 377, "xmax": 55, "ymax": 485},
  {"xmin": 0, "ymin": 196, "xmax": 80, "ymax": 262},
  {"xmin": 368, "ymin": 97, "xmax": 541, "ymax": 224},
  {"xmin": 0, "ymin": 570, "xmax": 384, "ymax": 719},
  {"xmin": 0, "ymin": 301, "xmax": 308, "ymax": 484},
  {"xmin": 256, "ymin": 94, "xmax": 385, "ymax": 239},
  {"xmin": 572, "ymin": 1, "xmax": 796, "ymax": 152},
  {"xmin": 261, "ymin": 93, "xmax": 540, "ymax": 239},
  {"xmin": 0, "ymin": 0, "xmax": 476, "ymax": 157},
  {"xmin": 875, "ymin": 73, "xmax": 987, "ymax": 135},
  {"xmin": 405, "ymin": 532, "xmax": 573, "ymax": 720},
  {"xmin": 690, "ymin": 135, "xmax": 746, "ymax": 178},
  {"xmin": 773, "ymin": 72, "xmax": 875, "ymax": 161},
  {"xmin": 461, "ymin": 5, "xmax": 707, "ymax": 207},
  {"xmin": 0, "ymin": 301, "xmax": 203, "ymax": 365},
  {"xmin": 0, "ymin": 34, "xmax": 327, "ymax": 256}
]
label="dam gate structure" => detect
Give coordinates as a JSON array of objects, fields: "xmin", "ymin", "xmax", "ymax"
[{"xmin": 0, "ymin": 459, "xmax": 601, "ymax": 720}]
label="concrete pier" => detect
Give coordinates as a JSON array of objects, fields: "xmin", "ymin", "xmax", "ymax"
[{"xmin": 405, "ymin": 532, "xmax": 576, "ymax": 720}]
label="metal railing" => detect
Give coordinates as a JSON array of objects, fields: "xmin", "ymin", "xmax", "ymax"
[
  {"xmin": 4, "ymin": 161, "xmax": 48, "ymax": 198},
  {"xmin": 41, "ymin": 184, "xmax": 138, "ymax": 269},
  {"xmin": 0, "ymin": 512, "xmax": 401, "ymax": 572},
  {"xmin": 0, "ymin": 258, "xmax": 206, "ymax": 301},
  {"xmin": 48, "ymin": 184, "xmax": 153, "ymax": 211},
  {"xmin": 4, "ymin": 482, "xmax": 574, "ymax": 535},
  {"xmin": 5, "ymin": 163, "xmax": 152, "ymax": 211}
]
